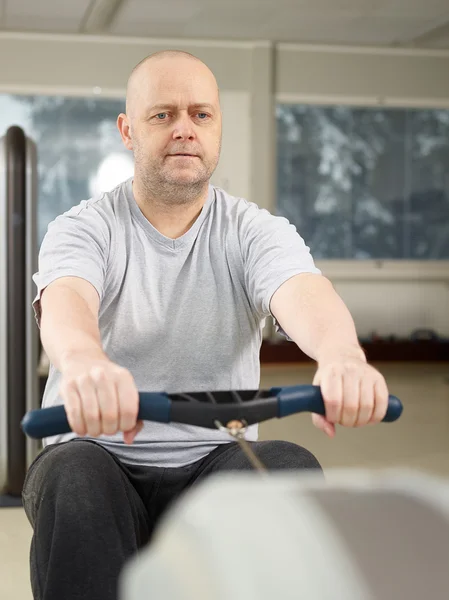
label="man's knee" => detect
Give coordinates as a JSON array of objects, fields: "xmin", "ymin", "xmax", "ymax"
[
  {"xmin": 40, "ymin": 440, "xmax": 117, "ymax": 486},
  {"xmin": 253, "ymin": 440, "xmax": 322, "ymax": 471},
  {"xmin": 23, "ymin": 440, "xmax": 121, "ymax": 525}
]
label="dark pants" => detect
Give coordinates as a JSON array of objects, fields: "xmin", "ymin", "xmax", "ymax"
[{"xmin": 22, "ymin": 438, "xmax": 322, "ymax": 600}]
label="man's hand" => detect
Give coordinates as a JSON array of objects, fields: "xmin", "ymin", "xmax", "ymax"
[
  {"xmin": 311, "ymin": 353, "xmax": 389, "ymax": 438},
  {"xmin": 60, "ymin": 351, "xmax": 144, "ymax": 445},
  {"xmin": 269, "ymin": 273, "xmax": 390, "ymax": 435}
]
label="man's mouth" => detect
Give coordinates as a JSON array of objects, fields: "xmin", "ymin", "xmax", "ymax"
[{"xmin": 169, "ymin": 153, "xmax": 198, "ymax": 157}]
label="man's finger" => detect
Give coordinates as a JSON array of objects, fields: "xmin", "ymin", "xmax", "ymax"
[
  {"xmin": 320, "ymin": 370, "xmax": 343, "ymax": 424},
  {"xmin": 340, "ymin": 374, "xmax": 360, "ymax": 427},
  {"xmin": 123, "ymin": 420, "xmax": 144, "ymax": 445},
  {"xmin": 371, "ymin": 378, "xmax": 389, "ymax": 423},
  {"xmin": 312, "ymin": 413, "xmax": 336, "ymax": 437},
  {"xmin": 356, "ymin": 378, "xmax": 375, "ymax": 427}
]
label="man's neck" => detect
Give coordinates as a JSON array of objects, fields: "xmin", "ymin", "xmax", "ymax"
[{"xmin": 132, "ymin": 178, "xmax": 209, "ymax": 239}]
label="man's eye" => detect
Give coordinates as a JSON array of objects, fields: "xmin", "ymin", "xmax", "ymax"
[
  {"xmin": 156, "ymin": 113, "xmax": 167, "ymax": 119},
  {"xmin": 197, "ymin": 113, "xmax": 208, "ymax": 120}
]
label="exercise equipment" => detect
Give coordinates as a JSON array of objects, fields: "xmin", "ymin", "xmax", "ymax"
[
  {"xmin": 21, "ymin": 385, "xmax": 402, "ymax": 441},
  {"xmin": 119, "ymin": 470, "xmax": 449, "ymax": 600},
  {"xmin": 0, "ymin": 126, "xmax": 40, "ymax": 505}
]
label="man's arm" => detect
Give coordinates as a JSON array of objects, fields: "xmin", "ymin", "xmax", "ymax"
[
  {"xmin": 270, "ymin": 273, "xmax": 389, "ymax": 437},
  {"xmin": 38, "ymin": 276, "xmax": 143, "ymax": 444},
  {"xmin": 40, "ymin": 277, "xmax": 105, "ymax": 372},
  {"xmin": 269, "ymin": 273, "xmax": 365, "ymax": 363}
]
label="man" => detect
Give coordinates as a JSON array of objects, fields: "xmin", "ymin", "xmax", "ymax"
[{"xmin": 22, "ymin": 50, "xmax": 389, "ymax": 600}]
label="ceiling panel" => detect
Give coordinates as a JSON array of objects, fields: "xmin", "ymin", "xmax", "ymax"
[
  {"xmin": 427, "ymin": 34, "xmax": 449, "ymax": 47},
  {"xmin": 112, "ymin": 1, "xmax": 277, "ymax": 38},
  {"xmin": 114, "ymin": 0, "xmax": 200, "ymax": 23},
  {"xmin": 110, "ymin": 0, "xmax": 199, "ymax": 35},
  {"xmin": 111, "ymin": 20, "xmax": 188, "ymax": 38},
  {"xmin": 1, "ymin": 0, "xmax": 449, "ymax": 49},
  {"xmin": 259, "ymin": 19, "xmax": 361, "ymax": 45},
  {"xmin": 272, "ymin": 0, "xmax": 378, "ymax": 15},
  {"xmin": 182, "ymin": 20, "xmax": 273, "ymax": 41},
  {"xmin": 5, "ymin": 0, "xmax": 91, "ymax": 18},
  {"xmin": 5, "ymin": 0, "xmax": 92, "ymax": 32},
  {"xmin": 185, "ymin": 6, "xmax": 278, "ymax": 30},
  {"xmin": 341, "ymin": 16, "xmax": 443, "ymax": 45},
  {"xmin": 423, "ymin": 28, "xmax": 449, "ymax": 48},
  {"xmin": 404, "ymin": 17, "xmax": 449, "ymax": 46},
  {"xmin": 259, "ymin": 14, "xmax": 440, "ymax": 45},
  {"xmin": 373, "ymin": 0, "xmax": 449, "ymax": 19},
  {"xmin": 110, "ymin": 0, "xmax": 449, "ymax": 47}
]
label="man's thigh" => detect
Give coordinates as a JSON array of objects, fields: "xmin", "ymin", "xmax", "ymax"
[{"xmin": 192, "ymin": 440, "xmax": 323, "ymax": 481}]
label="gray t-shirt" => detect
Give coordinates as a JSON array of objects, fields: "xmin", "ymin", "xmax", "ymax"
[{"xmin": 33, "ymin": 178, "xmax": 321, "ymax": 467}]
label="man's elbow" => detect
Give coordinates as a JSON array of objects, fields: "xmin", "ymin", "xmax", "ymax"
[{"xmin": 270, "ymin": 272, "xmax": 332, "ymax": 314}]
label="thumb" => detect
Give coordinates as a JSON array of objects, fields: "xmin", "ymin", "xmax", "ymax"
[
  {"xmin": 123, "ymin": 420, "xmax": 144, "ymax": 445},
  {"xmin": 312, "ymin": 413, "xmax": 336, "ymax": 438}
]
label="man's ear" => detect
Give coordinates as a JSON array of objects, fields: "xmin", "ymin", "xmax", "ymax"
[{"xmin": 117, "ymin": 113, "xmax": 133, "ymax": 151}]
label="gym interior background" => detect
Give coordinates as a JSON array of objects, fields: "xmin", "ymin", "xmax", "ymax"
[{"xmin": 1, "ymin": 0, "xmax": 449, "ymax": 598}]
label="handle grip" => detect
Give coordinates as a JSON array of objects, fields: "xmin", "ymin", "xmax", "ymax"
[
  {"xmin": 275, "ymin": 385, "xmax": 403, "ymax": 422},
  {"xmin": 21, "ymin": 386, "xmax": 403, "ymax": 439},
  {"xmin": 21, "ymin": 392, "xmax": 172, "ymax": 439}
]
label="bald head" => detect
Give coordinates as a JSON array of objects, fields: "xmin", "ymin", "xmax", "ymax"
[
  {"xmin": 125, "ymin": 50, "xmax": 220, "ymax": 119},
  {"xmin": 117, "ymin": 49, "xmax": 222, "ymax": 204}
]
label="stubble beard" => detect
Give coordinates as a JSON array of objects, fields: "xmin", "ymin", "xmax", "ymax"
[{"xmin": 133, "ymin": 143, "xmax": 221, "ymax": 206}]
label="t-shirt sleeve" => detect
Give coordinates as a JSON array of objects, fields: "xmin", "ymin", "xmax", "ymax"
[
  {"xmin": 32, "ymin": 202, "xmax": 110, "ymax": 328},
  {"xmin": 239, "ymin": 201, "xmax": 321, "ymax": 337}
]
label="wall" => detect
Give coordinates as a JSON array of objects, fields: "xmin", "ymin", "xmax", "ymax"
[
  {"xmin": 277, "ymin": 43, "xmax": 449, "ymax": 106},
  {"xmin": 276, "ymin": 43, "xmax": 449, "ymax": 339},
  {"xmin": 310, "ymin": 261, "xmax": 449, "ymax": 338},
  {"xmin": 1, "ymin": 32, "xmax": 449, "ymax": 339}
]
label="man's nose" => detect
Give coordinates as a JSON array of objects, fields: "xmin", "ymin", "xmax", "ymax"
[{"xmin": 172, "ymin": 114, "xmax": 195, "ymax": 140}]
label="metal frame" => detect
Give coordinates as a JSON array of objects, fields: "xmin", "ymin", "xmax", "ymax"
[
  {"xmin": 25, "ymin": 137, "xmax": 41, "ymax": 467},
  {"xmin": 0, "ymin": 136, "xmax": 7, "ymax": 492},
  {"xmin": 0, "ymin": 127, "xmax": 40, "ymax": 497},
  {"xmin": 6, "ymin": 126, "xmax": 27, "ymax": 496}
]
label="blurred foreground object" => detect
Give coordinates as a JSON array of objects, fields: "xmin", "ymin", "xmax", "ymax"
[{"xmin": 120, "ymin": 470, "xmax": 449, "ymax": 600}]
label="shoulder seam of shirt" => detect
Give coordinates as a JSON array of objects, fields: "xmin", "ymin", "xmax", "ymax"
[{"xmin": 69, "ymin": 191, "xmax": 108, "ymax": 215}]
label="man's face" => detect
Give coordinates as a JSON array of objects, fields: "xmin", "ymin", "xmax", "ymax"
[{"xmin": 123, "ymin": 58, "xmax": 222, "ymax": 191}]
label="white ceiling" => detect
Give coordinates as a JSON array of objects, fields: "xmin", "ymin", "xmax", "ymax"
[{"xmin": 1, "ymin": 0, "xmax": 449, "ymax": 48}]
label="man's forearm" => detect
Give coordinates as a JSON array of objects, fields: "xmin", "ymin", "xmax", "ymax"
[
  {"xmin": 270, "ymin": 274, "xmax": 366, "ymax": 363},
  {"xmin": 40, "ymin": 282, "xmax": 107, "ymax": 373}
]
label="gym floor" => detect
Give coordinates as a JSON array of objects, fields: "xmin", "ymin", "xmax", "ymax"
[{"xmin": 2, "ymin": 362, "xmax": 448, "ymax": 600}]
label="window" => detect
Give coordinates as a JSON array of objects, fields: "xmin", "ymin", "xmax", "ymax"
[
  {"xmin": 276, "ymin": 105, "xmax": 449, "ymax": 260},
  {"xmin": 0, "ymin": 94, "xmax": 133, "ymax": 245}
]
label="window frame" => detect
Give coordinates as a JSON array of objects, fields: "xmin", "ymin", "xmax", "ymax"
[{"xmin": 275, "ymin": 93, "xmax": 449, "ymax": 282}]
